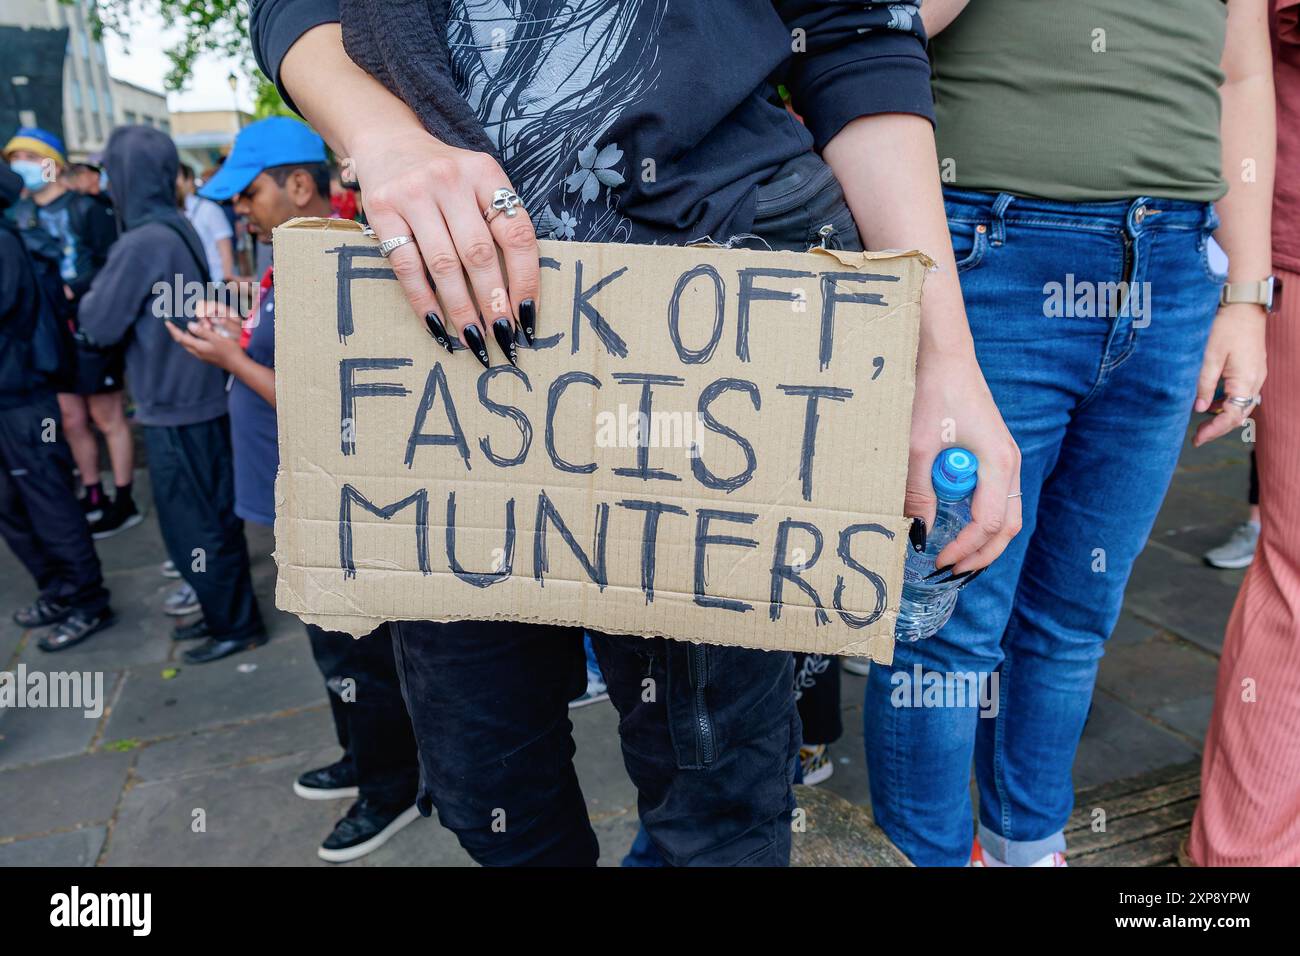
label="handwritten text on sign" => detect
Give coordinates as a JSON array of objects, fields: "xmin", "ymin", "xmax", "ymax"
[{"xmin": 273, "ymin": 221, "xmax": 927, "ymax": 661}]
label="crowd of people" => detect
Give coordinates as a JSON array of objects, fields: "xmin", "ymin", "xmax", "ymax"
[{"xmin": 2, "ymin": 0, "xmax": 1297, "ymax": 867}]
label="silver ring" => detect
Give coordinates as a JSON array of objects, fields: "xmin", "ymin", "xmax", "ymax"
[
  {"xmin": 378, "ymin": 235, "xmax": 414, "ymax": 257},
  {"xmin": 483, "ymin": 187, "xmax": 524, "ymax": 224},
  {"xmin": 1225, "ymin": 395, "xmax": 1261, "ymax": 411},
  {"xmin": 1007, "ymin": 492, "xmax": 1023, "ymax": 499}
]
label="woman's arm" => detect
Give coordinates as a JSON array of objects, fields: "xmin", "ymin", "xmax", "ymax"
[
  {"xmin": 824, "ymin": 114, "xmax": 1021, "ymax": 575},
  {"xmin": 1194, "ymin": 0, "xmax": 1274, "ymax": 445},
  {"xmin": 921, "ymin": 0, "xmax": 971, "ymax": 36},
  {"xmin": 279, "ymin": 23, "xmax": 540, "ymax": 364}
]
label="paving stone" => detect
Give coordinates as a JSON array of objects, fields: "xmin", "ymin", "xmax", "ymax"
[
  {"xmin": 822, "ymin": 670, "xmax": 871, "ymax": 810},
  {"xmin": 352, "ymin": 811, "xmax": 472, "ymax": 867},
  {"xmin": 103, "ymin": 632, "xmax": 324, "ymax": 743},
  {"xmin": 791, "ymin": 784, "xmax": 910, "ymax": 866},
  {"xmin": 18, "ymin": 570, "xmax": 179, "ymax": 671},
  {"xmin": 133, "ymin": 707, "xmax": 337, "ymax": 782},
  {"xmin": 1150, "ymin": 484, "xmax": 1251, "ymax": 563},
  {"xmin": 0, "ymin": 672, "xmax": 121, "ymax": 769},
  {"xmin": 0, "ymin": 623, "xmax": 23, "ymax": 670},
  {"xmin": 1150, "ymin": 694, "xmax": 1216, "ymax": 744},
  {"xmin": 0, "ymin": 826, "xmax": 107, "ymax": 867},
  {"xmin": 571, "ymin": 698, "xmax": 637, "ymax": 824},
  {"xmin": 1074, "ymin": 694, "xmax": 1199, "ymax": 790},
  {"xmin": 1107, "ymin": 612, "xmax": 1164, "ymax": 647},
  {"xmin": 1097, "ymin": 632, "xmax": 1219, "ymax": 727},
  {"xmin": 103, "ymin": 747, "xmax": 473, "ymax": 867},
  {"xmin": 591, "ymin": 808, "xmax": 642, "ymax": 866},
  {"xmin": 0, "ymin": 751, "xmax": 133, "ymax": 839},
  {"xmin": 1122, "ymin": 542, "xmax": 1243, "ymax": 655}
]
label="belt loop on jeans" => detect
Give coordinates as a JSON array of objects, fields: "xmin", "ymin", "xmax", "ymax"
[{"xmin": 989, "ymin": 193, "xmax": 1015, "ymax": 246}]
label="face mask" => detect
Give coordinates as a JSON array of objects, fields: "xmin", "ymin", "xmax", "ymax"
[{"xmin": 10, "ymin": 159, "xmax": 52, "ymax": 193}]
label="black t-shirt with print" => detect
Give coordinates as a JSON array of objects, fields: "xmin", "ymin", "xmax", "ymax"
[{"xmin": 253, "ymin": 0, "xmax": 933, "ymax": 244}]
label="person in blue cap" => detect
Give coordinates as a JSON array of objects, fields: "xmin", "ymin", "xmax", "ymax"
[
  {"xmin": 78, "ymin": 125, "xmax": 267, "ymax": 664},
  {"xmin": 168, "ymin": 116, "xmax": 421, "ymax": 862}
]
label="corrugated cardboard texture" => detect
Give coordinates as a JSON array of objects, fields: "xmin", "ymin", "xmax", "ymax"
[{"xmin": 272, "ymin": 219, "xmax": 926, "ymax": 662}]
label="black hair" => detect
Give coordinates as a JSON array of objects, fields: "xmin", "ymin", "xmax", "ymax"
[
  {"xmin": 264, "ymin": 162, "xmax": 330, "ymax": 200},
  {"xmin": 178, "ymin": 162, "xmax": 195, "ymax": 181}
]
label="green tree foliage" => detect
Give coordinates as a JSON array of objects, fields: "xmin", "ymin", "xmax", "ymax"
[{"xmin": 72, "ymin": 0, "xmax": 289, "ymax": 117}]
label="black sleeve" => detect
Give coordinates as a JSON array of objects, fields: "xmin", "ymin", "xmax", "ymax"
[
  {"xmin": 0, "ymin": 231, "xmax": 27, "ymax": 329},
  {"xmin": 250, "ymin": 0, "xmax": 341, "ymax": 115},
  {"xmin": 774, "ymin": 1, "xmax": 935, "ymax": 150},
  {"xmin": 77, "ymin": 235, "xmax": 161, "ymax": 349},
  {"xmin": 66, "ymin": 194, "xmax": 118, "ymax": 300}
]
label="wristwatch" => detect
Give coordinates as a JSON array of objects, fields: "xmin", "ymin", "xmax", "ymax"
[{"xmin": 1220, "ymin": 276, "xmax": 1277, "ymax": 311}]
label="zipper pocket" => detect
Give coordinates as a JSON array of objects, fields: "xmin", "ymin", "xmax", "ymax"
[
  {"xmin": 689, "ymin": 643, "xmax": 716, "ymax": 766},
  {"xmin": 752, "ymin": 162, "xmax": 838, "ymax": 219}
]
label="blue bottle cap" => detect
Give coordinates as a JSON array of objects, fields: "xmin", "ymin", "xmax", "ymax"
[{"xmin": 932, "ymin": 447, "xmax": 978, "ymax": 500}]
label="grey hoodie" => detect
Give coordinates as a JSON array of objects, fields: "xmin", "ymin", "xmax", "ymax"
[{"xmin": 77, "ymin": 125, "xmax": 228, "ymax": 426}]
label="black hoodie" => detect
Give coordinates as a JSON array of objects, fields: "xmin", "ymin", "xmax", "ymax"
[
  {"xmin": 0, "ymin": 163, "xmax": 44, "ymax": 408},
  {"xmin": 78, "ymin": 126, "xmax": 228, "ymax": 426}
]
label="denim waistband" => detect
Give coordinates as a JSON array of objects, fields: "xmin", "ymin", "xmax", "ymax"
[{"xmin": 942, "ymin": 187, "xmax": 1216, "ymax": 236}]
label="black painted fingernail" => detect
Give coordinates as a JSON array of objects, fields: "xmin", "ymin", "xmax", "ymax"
[
  {"xmin": 462, "ymin": 322, "xmax": 490, "ymax": 369},
  {"xmin": 908, "ymin": 517, "xmax": 927, "ymax": 554},
  {"xmin": 424, "ymin": 311, "xmax": 455, "ymax": 354},
  {"xmin": 492, "ymin": 317, "xmax": 518, "ymax": 367},
  {"xmin": 924, "ymin": 564, "xmax": 953, "ymax": 581},
  {"xmin": 957, "ymin": 567, "xmax": 986, "ymax": 590},
  {"xmin": 932, "ymin": 569, "xmax": 975, "ymax": 586},
  {"xmin": 518, "ymin": 299, "xmax": 536, "ymax": 345}
]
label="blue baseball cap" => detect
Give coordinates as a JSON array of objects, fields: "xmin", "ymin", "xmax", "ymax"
[{"xmin": 199, "ymin": 116, "xmax": 326, "ymax": 201}]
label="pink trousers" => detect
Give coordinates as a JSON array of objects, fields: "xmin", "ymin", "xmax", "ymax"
[{"xmin": 1190, "ymin": 267, "xmax": 1300, "ymax": 866}]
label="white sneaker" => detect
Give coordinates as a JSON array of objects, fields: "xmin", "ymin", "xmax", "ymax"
[{"xmin": 1203, "ymin": 521, "xmax": 1260, "ymax": 570}]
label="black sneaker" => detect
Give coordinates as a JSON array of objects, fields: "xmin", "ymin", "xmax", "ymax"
[
  {"xmin": 37, "ymin": 608, "xmax": 116, "ymax": 652},
  {"xmin": 81, "ymin": 491, "xmax": 105, "ymax": 524},
  {"xmin": 90, "ymin": 495, "xmax": 144, "ymax": 540},
  {"xmin": 181, "ymin": 631, "xmax": 268, "ymax": 665},
  {"xmin": 14, "ymin": 597, "xmax": 71, "ymax": 628},
  {"xmin": 294, "ymin": 760, "xmax": 360, "ymax": 801},
  {"xmin": 172, "ymin": 617, "xmax": 209, "ymax": 642},
  {"xmin": 318, "ymin": 799, "xmax": 420, "ymax": 863}
]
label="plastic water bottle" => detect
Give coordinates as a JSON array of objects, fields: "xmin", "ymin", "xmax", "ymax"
[{"xmin": 895, "ymin": 447, "xmax": 978, "ymax": 642}]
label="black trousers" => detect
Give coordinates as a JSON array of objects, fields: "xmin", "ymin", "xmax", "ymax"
[
  {"xmin": 142, "ymin": 417, "xmax": 262, "ymax": 641},
  {"xmin": 0, "ymin": 395, "xmax": 109, "ymax": 614},
  {"xmin": 391, "ymin": 620, "xmax": 799, "ymax": 866},
  {"xmin": 305, "ymin": 622, "xmax": 419, "ymax": 809}
]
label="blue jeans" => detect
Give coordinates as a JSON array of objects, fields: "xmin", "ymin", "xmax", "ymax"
[{"xmin": 864, "ymin": 189, "xmax": 1222, "ymax": 866}]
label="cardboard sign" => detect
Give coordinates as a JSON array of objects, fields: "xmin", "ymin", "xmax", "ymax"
[{"xmin": 273, "ymin": 218, "xmax": 928, "ymax": 662}]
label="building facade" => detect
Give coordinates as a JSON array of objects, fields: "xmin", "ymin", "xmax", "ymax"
[
  {"xmin": 1, "ymin": 0, "xmax": 118, "ymax": 159},
  {"xmin": 111, "ymin": 77, "xmax": 169, "ymax": 132}
]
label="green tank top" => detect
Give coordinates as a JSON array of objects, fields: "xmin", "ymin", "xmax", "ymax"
[{"xmin": 931, "ymin": 0, "xmax": 1228, "ymax": 202}]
